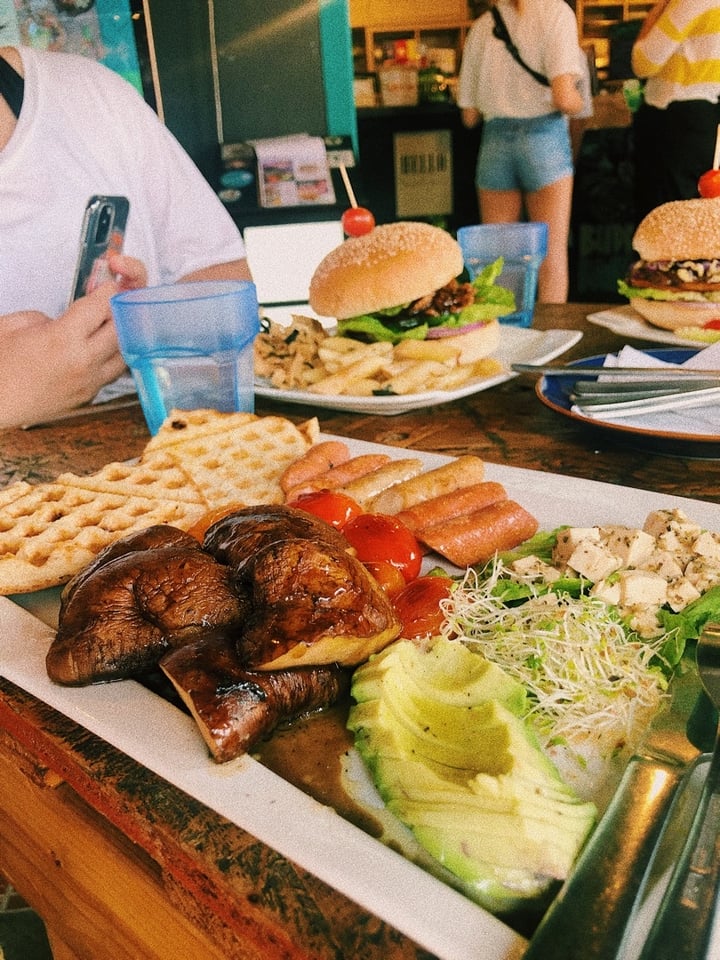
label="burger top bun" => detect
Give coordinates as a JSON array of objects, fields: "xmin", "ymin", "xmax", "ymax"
[
  {"xmin": 633, "ymin": 197, "xmax": 720, "ymax": 261},
  {"xmin": 309, "ymin": 221, "xmax": 464, "ymax": 319},
  {"xmin": 630, "ymin": 297, "xmax": 720, "ymax": 331}
]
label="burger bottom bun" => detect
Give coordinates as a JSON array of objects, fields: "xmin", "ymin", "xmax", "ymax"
[
  {"xmin": 631, "ymin": 298, "xmax": 720, "ymax": 331},
  {"xmin": 428, "ymin": 318, "xmax": 501, "ymax": 365}
]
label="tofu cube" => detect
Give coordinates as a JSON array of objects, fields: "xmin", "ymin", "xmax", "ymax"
[
  {"xmin": 510, "ymin": 555, "xmax": 562, "ymax": 583},
  {"xmin": 644, "ymin": 509, "xmax": 702, "ymax": 550},
  {"xmin": 684, "ymin": 559, "xmax": 720, "ymax": 593},
  {"xmin": 618, "ymin": 570, "xmax": 667, "ymax": 610},
  {"xmin": 666, "ymin": 577, "xmax": 702, "ymax": 612},
  {"xmin": 640, "ymin": 550, "xmax": 684, "ymax": 580},
  {"xmin": 601, "ymin": 527, "xmax": 655, "ymax": 567},
  {"xmin": 693, "ymin": 531, "xmax": 720, "ymax": 562},
  {"xmin": 590, "ymin": 578, "xmax": 622, "ymax": 606},
  {"xmin": 553, "ymin": 527, "xmax": 600, "ymax": 565},
  {"xmin": 566, "ymin": 541, "xmax": 622, "ymax": 581}
]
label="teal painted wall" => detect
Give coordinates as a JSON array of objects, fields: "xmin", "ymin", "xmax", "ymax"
[
  {"xmin": 319, "ymin": 0, "xmax": 358, "ymax": 152},
  {"xmin": 147, "ymin": 0, "xmax": 355, "ymax": 180}
]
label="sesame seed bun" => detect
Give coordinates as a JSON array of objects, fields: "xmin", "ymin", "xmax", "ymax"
[
  {"xmin": 632, "ymin": 197, "xmax": 720, "ymax": 262},
  {"xmin": 308, "ymin": 221, "xmax": 464, "ymax": 320}
]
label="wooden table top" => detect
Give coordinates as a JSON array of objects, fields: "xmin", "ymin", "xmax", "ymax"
[
  {"xmin": 0, "ymin": 303, "xmax": 717, "ymax": 960},
  {"xmin": 2, "ymin": 303, "xmax": 716, "ymax": 501}
]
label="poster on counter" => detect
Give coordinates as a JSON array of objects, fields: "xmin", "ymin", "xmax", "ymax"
[{"xmin": 251, "ymin": 134, "xmax": 336, "ymax": 209}]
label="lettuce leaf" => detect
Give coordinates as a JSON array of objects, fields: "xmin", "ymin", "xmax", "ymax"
[
  {"xmin": 337, "ymin": 315, "xmax": 428, "ymax": 343},
  {"xmin": 336, "ymin": 257, "xmax": 515, "ymax": 344},
  {"xmin": 617, "ymin": 279, "xmax": 720, "ymax": 304},
  {"xmin": 659, "ymin": 585, "xmax": 720, "ymax": 644}
]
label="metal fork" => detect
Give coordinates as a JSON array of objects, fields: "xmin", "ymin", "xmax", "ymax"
[{"xmin": 635, "ymin": 621, "xmax": 720, "ymax": 960}]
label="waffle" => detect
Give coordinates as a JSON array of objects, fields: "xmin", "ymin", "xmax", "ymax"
[
  {"xmin": 56, "ymin": 452, "xmax": 210, "ymax": 506},
  {"xmin": 0, "ymin": 481, "xmax": 207, "ymax": 594},
  {"xmin": 0, "ymin": 411, "xmax": 317, "ymax": 594},
  {"xmin": 143, "ymin": 409, "xmax": 260, "ymax": 452},
  {"xmin": 0, "ymin": 481, "xmax": 32, "ymax": 510},
  {"xmin": 151, "ymin": 415, "xmax": 320, "ymax": 509}
]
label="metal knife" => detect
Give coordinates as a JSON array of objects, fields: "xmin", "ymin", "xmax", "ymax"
[
  {"xmin": 572, "ymin": 380, "xmax": 720, "ymax": 403},
  {"xmin": 512, "ymin": 363, "xmax": 720, "ymax": 379},
  {"xmin": 521, "ymin": 661, "xmax": 714, "ymax": 960}
]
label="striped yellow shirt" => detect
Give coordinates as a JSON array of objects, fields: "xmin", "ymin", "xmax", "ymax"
[{"xmin": 632, "ymin": 0, "xmax": 720, "ymax": 107}]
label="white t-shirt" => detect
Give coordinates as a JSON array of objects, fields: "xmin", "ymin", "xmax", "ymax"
[
  {"xmin": 0, "ymin": 47, "xmax": 246, "ymax": 317},
  {"xmin": 457, "ymin": 0, "xmax": 583, "ymax": 120}
]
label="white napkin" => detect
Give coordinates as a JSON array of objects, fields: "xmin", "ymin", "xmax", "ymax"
[{"xmin": 571, "ymin": 342, "xmax": 720, "ymax": 436}]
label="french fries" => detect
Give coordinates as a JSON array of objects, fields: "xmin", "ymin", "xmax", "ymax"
[{"xmin": 254, "ymin": 316, "xmax": 503, "ymax": 397}]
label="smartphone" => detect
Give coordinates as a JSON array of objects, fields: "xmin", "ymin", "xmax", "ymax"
[{"xmin": 68, "ymin": 195, "xmax": 130, "ymax": 304}]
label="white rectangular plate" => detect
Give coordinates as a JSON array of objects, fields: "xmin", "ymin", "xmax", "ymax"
[
  {"xmin": 2, "ymin": 437, "xmax": 719, "ymax": 960},
  {"xmin": 255, "ymin": 326, "xmax": 583, "ymax": 414},
  {"xmin": 587, "ymin": 306, "xmax": 709, "ymax": 347}
]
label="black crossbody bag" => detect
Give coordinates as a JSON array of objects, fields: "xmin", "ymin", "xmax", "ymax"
[
  {"xmin": 491, "ymin": 7, "xmax": 549, "ymax": 88},
  {"xmin": 0, "ymin": 56, "xmax": 24, "ymax": 118}
]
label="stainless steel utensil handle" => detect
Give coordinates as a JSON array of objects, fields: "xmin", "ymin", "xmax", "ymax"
[
  {"xmin": 522, "ymin": 756, "xmax": 684, "ymax": 960},
  {"xmin": 636, "ymin": 742, "xmax": 720, "ymax": 960}
]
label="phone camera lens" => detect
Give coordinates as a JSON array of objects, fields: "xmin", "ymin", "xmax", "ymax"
[{"xmin": 95, "ymin": 204, "xmax": 113, "ymax": 244}]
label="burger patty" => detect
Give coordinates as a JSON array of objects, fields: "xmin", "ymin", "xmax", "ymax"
[
  {"xmin": 628, "ymin": 258, "xmax": 720, "ymax": 292},
  {"xmin": 407, "ymin": 278, "xmax": 476, "ymax": 318}
]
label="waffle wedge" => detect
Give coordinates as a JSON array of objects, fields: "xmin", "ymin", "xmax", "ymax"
[{"xmin": 0, "ymin": 411, "xmax": 317, "ymax": 594}]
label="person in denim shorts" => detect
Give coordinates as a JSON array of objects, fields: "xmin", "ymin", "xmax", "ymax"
[{"xmin": 458, "ymin": 0, "xmax": 586, "ymax": 302}]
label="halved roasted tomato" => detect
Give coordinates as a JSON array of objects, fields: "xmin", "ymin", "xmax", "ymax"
[
  {"xmin": 286, "ymin": 490, "xmax": 363, "ymax": 530},
  {"xmin": 393, "ymin": 575, "xmax": 453, "ymax": 639},
  {"xmin": 343, "ymin": 514, "xmax": 422, "ymax": 583}
]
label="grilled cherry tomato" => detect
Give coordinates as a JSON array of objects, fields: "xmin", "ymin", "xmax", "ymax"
[
  {"xmin": 393, "ymin": 575, "xmax": 453, "ymax": 639},
  {"xmin": 187, "ymin": 504, "xmax": 246, "ymax": 542},
  {"xmin": 343, "ymin": 513, "xmax": 422, "ymax": 583},
  {"xmin": 341, "ymin": 206, "xmax": 375, "ymax": 237},
  {"xmin": 286, "ymin": 490, "xmax": 363, "ymax": 530},
  {"xmin": 363, "ymin": 560, "xmax": 407, "ymax": 598},
  {"xmin": 698, "ymin": 169, "xmax": 720, "ymax": 198}
]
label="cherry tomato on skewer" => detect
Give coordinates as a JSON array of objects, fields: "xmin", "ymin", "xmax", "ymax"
[
  {"xmin": 341, "ymin": 206, "xmax": 375, "ymax": 237},
  {"xmin": 698, "ymin": 169, "xmax": 720, "ymax": 198}
]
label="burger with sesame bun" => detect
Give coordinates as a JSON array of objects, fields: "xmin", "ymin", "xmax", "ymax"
[
  {"xmin": 308, "ymin": 221, "xmax": 516, "ymax": 364},
  {"xmin": 618, "ymin": 197, "xmax": 720, "ymax": 332}
]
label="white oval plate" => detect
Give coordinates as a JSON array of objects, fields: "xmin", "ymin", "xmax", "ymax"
[{"xmin": 255, "ymin": 326, "xmax": 583, "ymax": 415}]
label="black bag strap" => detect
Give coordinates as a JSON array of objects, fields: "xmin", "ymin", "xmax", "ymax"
[
  {"xmin": 491, "ymin": 7, "xmax": 550, "ymax": 88},
  {"xmin": 0, "ymin": 55, "xmax": 24, "ymax": 119}
]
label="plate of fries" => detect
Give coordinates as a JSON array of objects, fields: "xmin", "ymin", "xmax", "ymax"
[{"xmin": 254, "ymin": 312, "xmax": 582, "ymax": 415}]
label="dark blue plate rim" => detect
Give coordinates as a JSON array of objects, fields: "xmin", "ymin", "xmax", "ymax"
[{"xmin": 537, "ymin": 348, "xmax": 720, "ymax": 446}]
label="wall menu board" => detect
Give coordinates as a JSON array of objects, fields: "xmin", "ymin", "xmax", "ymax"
[{"xmin": 0, "ymin": 0, "xmax": 157, "ymax": 110}]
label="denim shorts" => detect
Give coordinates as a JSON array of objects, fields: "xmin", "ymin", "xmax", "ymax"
[{"xmin": 476, "ymin": 113, "xmax": 573, "ymax": 192}]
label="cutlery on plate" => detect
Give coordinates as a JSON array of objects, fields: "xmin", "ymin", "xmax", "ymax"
[
  {"xmin": 571, "ymin": 386, "xmax": 720, "ymax": 418},
  {"xmin": 571, "ymin": 380, "xmax": 720, "ymax": 403},
  {"xmin": 521, "ymin": 661, "xmax": 713, "ymax": 960},
  {"xmin": 634, "ymin": 622, "xmax": 720, "ymax": 960},
  {"xmin": 512, "ymin": 363, "xmax": 720, "ymax": 379}
]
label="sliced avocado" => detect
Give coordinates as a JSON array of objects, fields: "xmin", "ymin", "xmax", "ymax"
[
  {"xmin": 351, "ymin": 636, "xmax": 528, "ymax": 714},
  {"xmin": 348, "ymin": 636, "xmax": 596, "ymax": 914}
]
